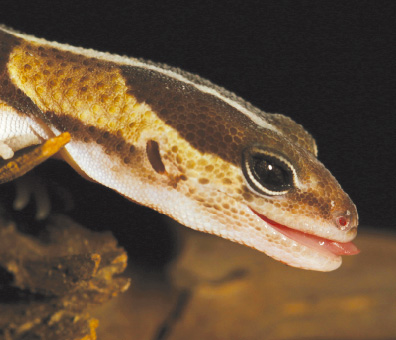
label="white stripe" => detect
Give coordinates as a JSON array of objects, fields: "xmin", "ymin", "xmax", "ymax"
[{"xmin": 2, "ymin": 27, "xmax": 279, "ymax": 133}]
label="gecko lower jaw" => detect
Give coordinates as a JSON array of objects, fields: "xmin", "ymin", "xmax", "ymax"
[{"xmin": 249, "ymin": 208, "xmax": 359, "ymax": 256}]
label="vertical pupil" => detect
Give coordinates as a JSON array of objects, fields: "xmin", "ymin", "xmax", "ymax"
[
  {"xmin": 241, "ymin": 146, "xmax": 295, "ymax": 196},
  {"xmin": 253, "ymin": 157, "xmax": 291, "ymax": 189}
]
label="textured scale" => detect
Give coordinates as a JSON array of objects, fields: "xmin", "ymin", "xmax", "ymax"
[{"xmin": 0, "ymin": 26, "xmax": 358, "ymax": 271}]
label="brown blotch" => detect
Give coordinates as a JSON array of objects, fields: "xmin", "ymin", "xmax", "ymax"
[
  {"xmin": 116, "ymin": 142, "xmax": 124, "ymax": 151},
  {"xmin": 242, "ymin": 192, "xmax": 254, "ymax": 202},
  {"xmin": 222, "ymin": 178, "xmax": 232, "ymax": 185},
  {"xmin": 146, "ymin": 140, "xmax": 166, "ymax": 174},
  {"xmin": 224, "ymin": 135, "xmax": 232, "ymax": 143},
  {"xmin": 198, "ymin": 178, "xmax": 209, "ymax": 185}
]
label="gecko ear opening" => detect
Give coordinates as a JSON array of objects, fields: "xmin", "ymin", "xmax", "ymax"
[
  {"xmin": 146, "ymin": 140, "xmax": 166, "ymax": 174},
  {"xmin": 242, "ymin": 145, "xmax": 296, "ymax": 196}
]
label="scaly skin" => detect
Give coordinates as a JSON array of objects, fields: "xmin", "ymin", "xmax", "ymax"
[{"xmin": 0, "ymin": 26, "xmax": 358, "ymax": 271}]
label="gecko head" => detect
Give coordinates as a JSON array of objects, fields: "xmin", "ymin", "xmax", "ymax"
[
  {"xmin": 154, "ymin": 110, "xmax": 359, "ymax": 272},
  {"xmin": 116, "ymin": 66, "xmax": 358, "ymax": 271}
]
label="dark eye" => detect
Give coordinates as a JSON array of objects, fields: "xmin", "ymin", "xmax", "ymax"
[{"xmin": 242, "ymin": 146, "xmax": 295, "ymax": 196}]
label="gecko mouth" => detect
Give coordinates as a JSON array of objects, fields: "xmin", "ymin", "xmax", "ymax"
[{"xmin": 250, "ymin": 209, "xmax": 359, "ymax": 256}]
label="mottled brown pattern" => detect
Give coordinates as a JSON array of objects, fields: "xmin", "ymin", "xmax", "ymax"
[
  {"xmin": 7, "ymin": 37, "xmax": 125, "ymax": 130},
  {"xmin": 0, "ymin": 29, "xmax": 44, "ymax": 119}
]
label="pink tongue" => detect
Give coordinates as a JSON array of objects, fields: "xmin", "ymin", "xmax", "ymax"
[{"xmin": 253, "ymin": 210, "xmax": 359, "ymax": 256}]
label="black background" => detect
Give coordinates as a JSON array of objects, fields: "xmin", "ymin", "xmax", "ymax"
[{"xmin": 0, "ymin": 0, "xmax": 394, "ymax": 248}]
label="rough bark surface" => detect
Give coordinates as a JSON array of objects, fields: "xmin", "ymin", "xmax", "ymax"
[{"xmin": 0, "ymin": 213, "xmax": 130, "ymax": 340}]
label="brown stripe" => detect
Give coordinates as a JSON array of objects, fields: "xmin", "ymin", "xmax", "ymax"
[
  {"xmin": 46, "ymin": 112, "xmax": 138, "ymax": 166},
  {"xmin": 0, "ymin": 29, "xmax": 44, "ymax": 119}
]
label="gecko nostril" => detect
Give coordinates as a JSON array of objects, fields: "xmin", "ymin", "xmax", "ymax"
[
  {"xmin": 334, "ymin": 210, "xmax": 357, "ymax": 232},
  {"xmin": 336, "ymin": 215, "xmax": 349, "ymax": 230}
]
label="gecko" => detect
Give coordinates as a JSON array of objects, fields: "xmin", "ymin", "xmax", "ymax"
[{"xmin": 0, "ymin": 25, "xmax": 358, "ymax": 271}]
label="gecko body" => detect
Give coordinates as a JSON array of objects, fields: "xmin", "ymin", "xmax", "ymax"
[{"xmin": 0, "ymin": 26, "xmax": 358, "ymax": 271}]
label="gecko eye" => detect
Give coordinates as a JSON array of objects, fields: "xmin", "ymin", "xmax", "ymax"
[{"xmin": 242, "ymin": 146, "xmax": 296, "ymax": 196}]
